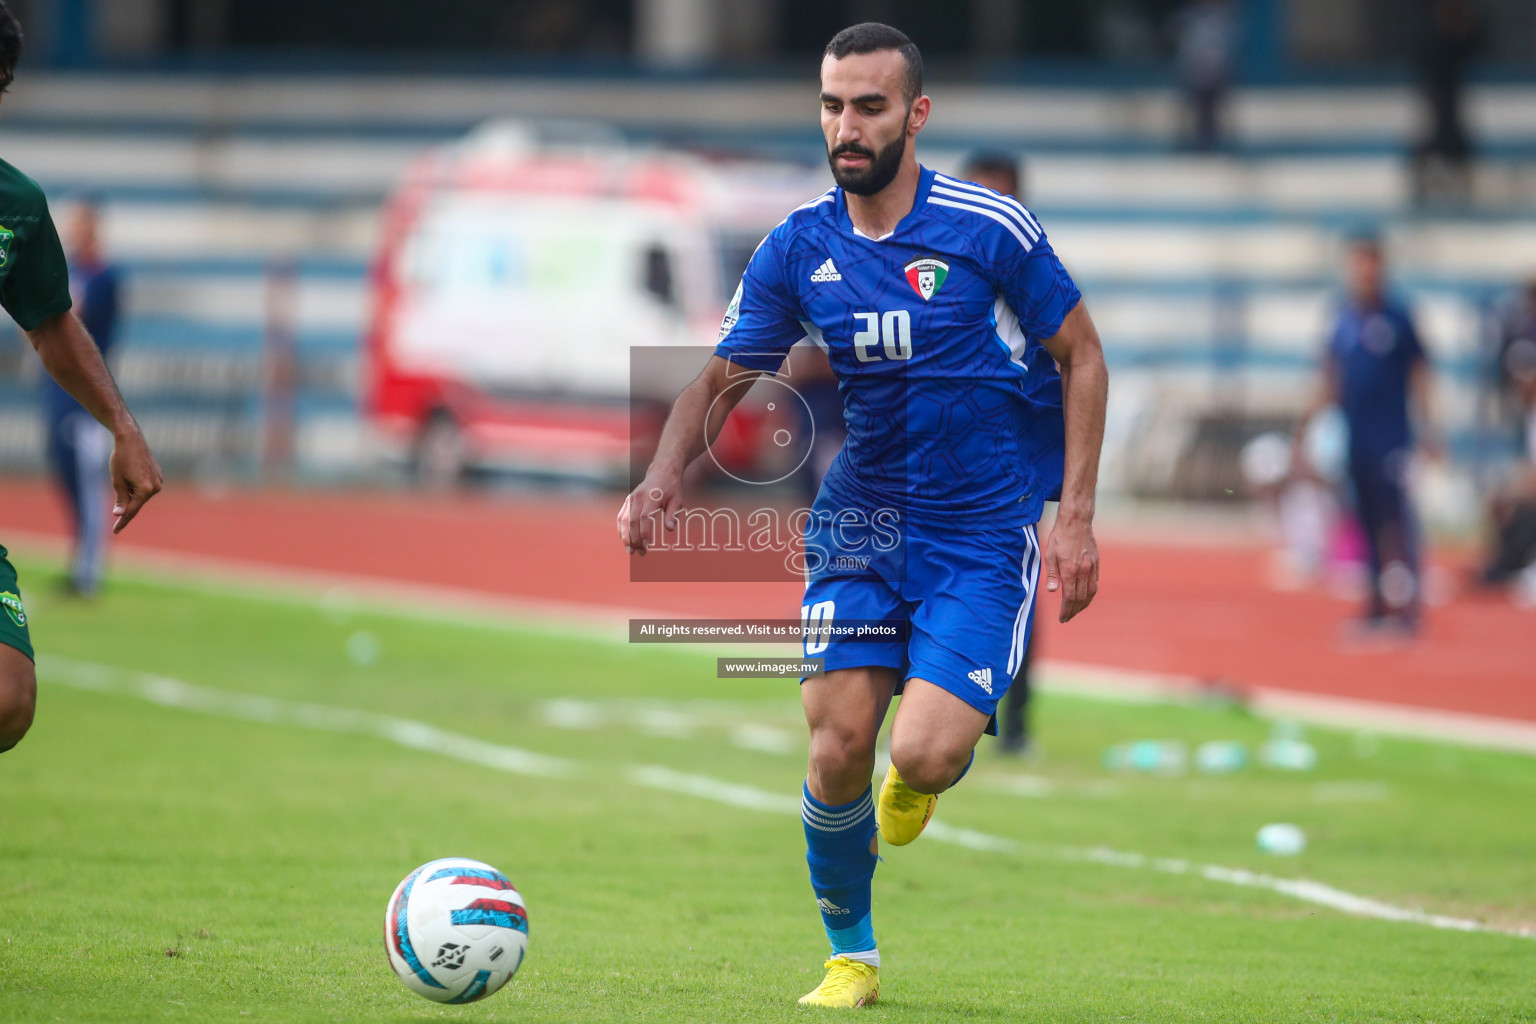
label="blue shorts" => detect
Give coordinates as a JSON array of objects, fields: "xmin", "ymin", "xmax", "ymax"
[{"xmin": 800, "ymin": 503, "xmax": 1042, "ymax": 719}]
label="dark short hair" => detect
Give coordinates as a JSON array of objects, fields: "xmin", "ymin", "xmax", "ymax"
[
  {"xmin": 824, "ymin": 22, "xmax": 923, "ymax": 104},
  {"xmin": 0, "ymin": 1, "xmax": 20, "ymax": 93},
  {"xmin": 961, "ymin": 152, "xmax": 1022, "ymax": 196}
]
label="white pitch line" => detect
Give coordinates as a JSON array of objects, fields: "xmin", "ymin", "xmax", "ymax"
[
  {"xmin": 626, "ymin": 764, "xmax": 800, "ymax": 814},
  {"xmin": 39, "ymin": 656, "xmax": 576, "ymax": 780},
  {"xmin": 9, "ymin": 525, "xmax": 1536, "ymax": 755},
  {"xmin": 38, "ymin": 657, "xmax": 1535, "ymax": 942}
]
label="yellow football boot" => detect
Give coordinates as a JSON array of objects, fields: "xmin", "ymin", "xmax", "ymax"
[
  {"xmin": 876, "ymin": 763, "xmax": 936, "ymax": 846},
  {"xmin": 797, "ymin": 956, "xmax": 880, "ymax": 1008}
]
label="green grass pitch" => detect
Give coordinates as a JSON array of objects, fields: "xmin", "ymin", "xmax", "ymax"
[{"xmin": 1, "ymin": 560, "xmax": 1533, "ymax": 1023}]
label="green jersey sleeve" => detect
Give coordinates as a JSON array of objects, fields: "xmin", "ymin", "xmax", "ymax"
[{"xmin": 0, "ymin": 178, "xmax": 73, "ymax": 332}]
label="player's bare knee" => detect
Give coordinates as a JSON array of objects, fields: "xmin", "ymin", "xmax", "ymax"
[
  {"xmin": 890, "ymin": 742, "xmax": 967, "ymax": 795},
  {"xmin": 807, "ymin": 726, "xmax": 876, "ymax": 798},
  {"xmin": 0, "ymin": 656, "xmax": 37, "ymax": 753}
]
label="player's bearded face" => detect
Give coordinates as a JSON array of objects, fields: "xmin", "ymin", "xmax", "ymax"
[{"xmin": 827, "ymin": 117, "xmax": 908, "ymax": 197}]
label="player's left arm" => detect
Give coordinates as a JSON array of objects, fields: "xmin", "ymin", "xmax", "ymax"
[
  {"xmin": 26, "ymin": 311, "xmax": 162, "ymax": 532},
  {"xmin": 1039, "ymin": 301, "xmax": 1109, "ymax": 623}
]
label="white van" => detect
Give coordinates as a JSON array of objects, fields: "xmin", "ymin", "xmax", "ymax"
[{"xmin": 363, "ymin": 122, "xmax": 826, "ymax": 485}]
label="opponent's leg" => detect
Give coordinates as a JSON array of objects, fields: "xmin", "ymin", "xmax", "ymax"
[
  {"xmin": 0, "ymin": 643, "xmax": 36, "ymax": 753},
  {"xmin": 798, "ymin": 666, "xmax": 897, "ymax": 1007}
]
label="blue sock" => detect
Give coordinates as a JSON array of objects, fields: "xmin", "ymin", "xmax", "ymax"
[{"xmin": 802, "ymin": 783, "xmax": 878, "ymax": 963}]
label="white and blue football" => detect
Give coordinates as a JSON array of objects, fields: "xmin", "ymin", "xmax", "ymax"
[{"xmin": 384, "ymin": 857, "xmax": 528, "ymax": 1003}]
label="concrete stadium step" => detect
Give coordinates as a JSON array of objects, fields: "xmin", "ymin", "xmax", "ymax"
[
  {"xmin": 89, "ymin": 202, "xmax": 379, "ymax": 261},
  {"xmin": 8, "ymin": 74, "xmax": 1536, "ymax": 152},
  {"xmin": 125, "ymin": 273, "xmax": 367, "ymax": 338},
  {"xmin": 42, "ymin": 196, "xmax": 1535, "ymax": 281},
  {"xmin": 8, "ymin": 132, "xmax": 1535, "ymax": 217},
  {"xmin": 1, "ymin": 130, "xmax": 418, "ymax": 200},
  {"xmin": 9, "ymin": 125, "xmax": 1528, "ymax": 214},
  {"xmin": 1054, "ymin": 220, "xmax": 1536, "ymax": 282}
]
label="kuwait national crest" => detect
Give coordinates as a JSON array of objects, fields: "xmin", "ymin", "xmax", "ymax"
[{"xmin": 903, "ymin": 256, "xmax": 948, "ymax": 301}]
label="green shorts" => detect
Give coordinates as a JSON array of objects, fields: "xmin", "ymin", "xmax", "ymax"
[{"xmin": 0, "ymin": 545, "xmax": 34, "ymax": 661}]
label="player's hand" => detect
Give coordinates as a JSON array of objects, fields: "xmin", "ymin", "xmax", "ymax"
[
  {"xmin": 109, "ymin": 426, "xmax": 163, "ymax": 534},
  {"xmin": 617, "ymin": 467, "xmax": 683, "ymax": 556},
  {"xmin": 1043, "ymin": 513, "xmax": 1099, "ymax": 623}
]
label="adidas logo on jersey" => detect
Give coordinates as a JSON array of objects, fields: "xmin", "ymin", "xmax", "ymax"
[
  {"xmin": 810, "ymin": 258, "xmax": 842, "ymax": 282},
  {"xmin": 816, "ymin": 897, "xmax": 851, "ymax": 916},
  {"xmin": 967, "ymin": 667, "xmax": 994, "ymax": 694}
]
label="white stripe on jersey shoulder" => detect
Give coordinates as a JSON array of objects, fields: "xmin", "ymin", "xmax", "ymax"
[
  {"xmin": 930, "ymin": 182, "xmax": 1040, "ymax": 242},
  {"xmin": 751, "ymin": 189, "xmax": 836, "ymax": 259},
  {"xmin": 765, "ymin": 189, "xmax": 837, "ymax": 238},
  {"xmin": 926, "ymin": 195, "xmax": 1034, "ymax": 252},
  {"xmin": 933, "ymin": 173, "xmax": 1042, "ymax": 235}
]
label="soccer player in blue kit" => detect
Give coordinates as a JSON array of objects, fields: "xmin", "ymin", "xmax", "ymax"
[
  {"xmin": 1295, "ymin": 236, "xmax": 1438, "ymax": 635},
  {"xmin": 618, "ymin": 23, "xmax": 1108, "ymax": 1007}
]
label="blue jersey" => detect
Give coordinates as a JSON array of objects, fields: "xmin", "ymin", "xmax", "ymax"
[
  {"xmin": 1326, "ymin": 297, "xmax": 1425, "ymax": 460},
  {"xmin": 714, "ymin": 166, "xmax": 1080, "ymax": 528}
]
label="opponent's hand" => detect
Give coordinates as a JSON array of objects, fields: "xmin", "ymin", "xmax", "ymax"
[
  {"xmin": 109, "ymin": 426, "xmax": 163, "ymax": 534},
  {"xmin": 617, "ymin": 467, "xmax": 683, "ymax": 556},
  {"xmin": 1043, "ymin": 514, "xmax": 1099, "ymax": 623}
]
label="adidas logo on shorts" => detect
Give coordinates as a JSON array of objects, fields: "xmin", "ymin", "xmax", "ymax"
[
  {"xmin": 810, "ymin": 258, "xmax": 842, "ymax": 282},
  {"xmin": 967, "ymin": 667, "xmax": 993, "ymax": 694}
]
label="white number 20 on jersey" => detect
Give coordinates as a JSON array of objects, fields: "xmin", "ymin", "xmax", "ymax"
[{"xmin": 852, "ymin": 310, "xmax": 912, "ymax": 363}]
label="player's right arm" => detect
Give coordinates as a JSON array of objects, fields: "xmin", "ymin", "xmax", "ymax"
[
  {"xmin": 618, "ymin": 228, "xmax": 807, "ymax": 555},
  {"xmin": 618, "ymin": 355, "xmax": 767, "ymax": 555}
]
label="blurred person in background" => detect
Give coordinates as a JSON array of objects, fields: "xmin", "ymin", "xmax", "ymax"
[
  {"xmin": 45, "ymin": 199, "xmax": 120, "ymax": 596},
  {"xmin": 0, "ymin": 1, "xmax": 161, "ymax": 754},
  {"xmin": 1295, "ymin": 237, "xmax": 1439, "ymax": 638},
  {"xmin": 959, "ymin": 153, "xmax": 1022, "ymax": 206},
  {"xmin": 1490, "ymin": 280, "xmax": 1536, "ymax": 443},
  {"xmin": 961, "ymin": 152, "xmax": 1041, "ymax": 756},
  {"xmin": 1476, "ymin": 280, "xmax": 1536, "ymax": 592},
  {"xmin": 1173, "ymin": 0, "xmax": 1235, "ymax": 152},
  {"xmin": 1412, "ymin": 0, "xmax": 1482, "ymax": 206}
]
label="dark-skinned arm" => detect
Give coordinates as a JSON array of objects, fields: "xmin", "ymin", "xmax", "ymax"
[{"xmin": 26, "ymin": 310, "xmax": 161, "ymax": 532}]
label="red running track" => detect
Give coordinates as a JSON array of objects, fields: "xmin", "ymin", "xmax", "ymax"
[{"xmin": 2, "ymin": 478, "xmax": 1532, "ymax": 723}]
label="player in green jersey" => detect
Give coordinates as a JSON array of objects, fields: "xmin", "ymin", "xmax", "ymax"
[{"xmin": 0, "ymin": 2, "xmax": 162, "ymax": 753}]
